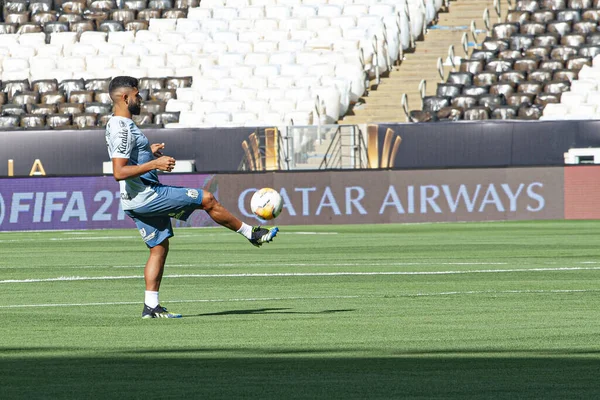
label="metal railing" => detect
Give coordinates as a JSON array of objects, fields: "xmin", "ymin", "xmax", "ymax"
[{"xmin": 238, "ymin": 125, "xmax": 369, "ymax": 171}]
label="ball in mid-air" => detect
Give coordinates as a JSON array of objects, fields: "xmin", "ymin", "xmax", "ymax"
[{"xmin": 251, "ymin": 188, "xmax": 283, "ymax": 220}]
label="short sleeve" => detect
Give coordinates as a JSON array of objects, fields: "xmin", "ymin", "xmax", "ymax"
[{"xmin": 106, "ymin": 118, "xmax": 134, "ymax": 159}]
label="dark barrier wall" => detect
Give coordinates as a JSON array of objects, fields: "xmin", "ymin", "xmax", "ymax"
[
  {"xmin": 379, "ymin": 120, "xmax": 600, "ymax": 168},
  {"xmin": 0, "ymin": 127, "xmax": 254, "ymax": 177},
  {"xmin": 0, "ymin": 167, "xmax": 566, "ymax": 231},
  {"xmin": 3, "ymin": 121, "xmax": 600, "ymax": 177}
]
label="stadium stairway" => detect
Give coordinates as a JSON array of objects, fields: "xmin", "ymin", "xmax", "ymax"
[{"xmin": 340, "ymin": 0, "xmax": 507, "ymax": 125}]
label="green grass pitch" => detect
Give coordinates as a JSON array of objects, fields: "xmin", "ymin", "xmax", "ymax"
[{"xmin": 1, "ymin": 220, "xmax": 600, "ymax": 399}]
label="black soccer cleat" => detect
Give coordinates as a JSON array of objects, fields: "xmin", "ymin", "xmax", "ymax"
[
  {"xmin": 142, "ymin": 304, "xmax": 182, "ymax": 319},
  {"xmin": 249, "ymin": 226, "xmax": 279, "ymax": 247}
]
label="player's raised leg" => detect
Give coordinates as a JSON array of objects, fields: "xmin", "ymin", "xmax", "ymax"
[{"xmin": 200, "ymin": 191, "xmax": 278, "ymax": 247}]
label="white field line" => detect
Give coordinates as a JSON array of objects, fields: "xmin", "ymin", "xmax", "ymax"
[
  {"xmin": 2, "ymin": 261, "xmax": 599, "ymax": 270},
  {"xmin": 0, "ymin": 231, "xmax": 333, "ymax": 243},
  {"xmin": 2, "ymin": 266, "xmax": 600, "ymax": 284},
  {"xmin": 0, "ymin": 289, "xmax": 598, "ymax": 309},
  {"xmin": 0, "ymin": 262, "xmax": 511, "ymax": 270}
]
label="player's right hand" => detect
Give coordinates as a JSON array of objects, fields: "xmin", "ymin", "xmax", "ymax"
[{"xmin": 154, "ymin": 156, "xmax": 176, "ymax": 172}]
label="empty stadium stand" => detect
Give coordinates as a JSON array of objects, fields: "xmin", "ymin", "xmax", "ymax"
[
  {"xmin": 0, "ymin": 0, "xmax": 445, "ymax": 129},
  {"xmin": 407, "ymin": 0, "xmax": 600, "ymax": 122}
]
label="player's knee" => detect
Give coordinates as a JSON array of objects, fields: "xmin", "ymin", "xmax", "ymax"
[
  {"xmin": 201, "ymin": 191, "xmax": 218, "ymax": 210},
  {"xmin": 150, "ymin": 241, "xmax": 169, "ymax": 258}
]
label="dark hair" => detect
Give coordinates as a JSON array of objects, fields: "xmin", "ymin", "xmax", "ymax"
[{"xmin": 108, "ymin": 76, "xmax": 139, "ymax": 94}]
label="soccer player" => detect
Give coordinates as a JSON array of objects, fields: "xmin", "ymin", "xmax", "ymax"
[{"xmin": 105, "ymin": 76, "xmax": 278, "ymax": 319}]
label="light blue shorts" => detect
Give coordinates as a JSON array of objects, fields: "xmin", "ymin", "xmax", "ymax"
[{"xmin": 125, "ymin": 185, "xmax": 205, "ymax": 248}]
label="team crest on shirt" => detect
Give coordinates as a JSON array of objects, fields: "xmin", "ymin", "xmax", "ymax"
[{"xmin": 186, "ymin": 189, "xmax": 199, "ymax": 199}]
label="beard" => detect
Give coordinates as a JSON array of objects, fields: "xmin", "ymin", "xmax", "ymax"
[{"xmin": 128, "ymin": 101, "xmax": 141, "ymax": 115}]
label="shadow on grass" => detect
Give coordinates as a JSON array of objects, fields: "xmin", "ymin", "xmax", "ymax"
[
  {"xmin": 2, "ymin": 349, "xmax": 600, "ymax": 399},
  {"xmin": 183, "ymin": 308, "xmax": 356, "ymax": 317}
]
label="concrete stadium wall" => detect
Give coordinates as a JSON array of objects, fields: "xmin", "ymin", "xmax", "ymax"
[
  {"xmin": 3, "ymin": 120, "xmax": 600, "ymax": 176},
  {"xmin": 1, "ymin": 166, "xmax": 599, "ymax": 231}
]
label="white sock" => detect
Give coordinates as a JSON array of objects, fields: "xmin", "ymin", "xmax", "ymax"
[
  {"xmin": 145, "ymin": 290, "xmax": 159, "ymax": 308},
  {"xmin": 237, "ymin": 222, "xmax": 253, "ymax": 239}
]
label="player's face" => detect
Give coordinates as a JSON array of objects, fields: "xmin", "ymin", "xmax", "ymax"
[{"xmin": 126, "ymin": 89, "xmax": 142, "ymax": 116}]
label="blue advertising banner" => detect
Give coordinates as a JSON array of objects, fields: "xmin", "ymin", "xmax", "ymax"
[{"xmin": 0, "ymin": 174, "xmax": 220, "ymax": 231}]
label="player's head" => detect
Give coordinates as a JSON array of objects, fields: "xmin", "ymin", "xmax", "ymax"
[{"xmin": 109, "ymin": 76, "xmax": 141, "ymax": 115}]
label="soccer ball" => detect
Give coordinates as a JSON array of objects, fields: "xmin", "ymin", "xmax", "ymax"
[{"xmin": 250, "ymin": 188, "xmax": 283, "ymax": 220}]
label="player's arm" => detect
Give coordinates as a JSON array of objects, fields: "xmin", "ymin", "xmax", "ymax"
[{"xmin": 112, "ymin": 156, "xmax": 175, "ymax": 181}]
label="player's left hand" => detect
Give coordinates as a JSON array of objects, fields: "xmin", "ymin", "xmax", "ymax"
[{"xmin": 151, "ymin": 143, "xmax": 165, "ymax": 157}]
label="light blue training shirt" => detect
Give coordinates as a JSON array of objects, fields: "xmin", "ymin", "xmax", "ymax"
[{"xmin": 105, "ymin": 116, "xmax": 160, "ymax": 210}]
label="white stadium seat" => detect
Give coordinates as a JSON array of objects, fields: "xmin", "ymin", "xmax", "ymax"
[
  {"xmin": 202, "ymin": 19, "xmax": 229, "ymax": 32},
  {"xmin": 542, "ymin": 103, "xmax": 569, "ymax": 119},
  {"xmin": 0, "ymin": 34, "xmax": 19, "ymax": 47},
  {"xmin": 135, "ymin": 30, "xmax": 159, "ymax": 44},
  {"xmin": 175, "ymin": 88, "xmax": 199, "ymax": 102},
  {"xmin": 148, "ymin": 66, "xmax": 175, "ymax": 76},
  {"xmin": 230, "ymin": 65, "xmax": 255, "ymax": 79},
  {"xmin": 203, "ymin": 41, "xmax": 229, "ymax": 54},
  {"xmin": 285, "ymin": 110, "xmax": 313, "ymax": 125},
  {"xmin": 3, "ymin": 58, "xmax": 28, "ymax": 72},
  {"xmin": 202, "ymin": 87, "xmax": 230, "ymax": 101},
  {"xmin": 253, "ymin": 41, "xmax": 279, "ymax": 53},
  {"xmin": 50, "ymin": 32, "xmax": 78, "ymax": 46},
  {"xmin": 200, "ymin": 0, "xmax": 225, "ymax": 8},
  {"xmin": 108, "ymin": 31, "xmax": 135, "ymax": 44},
  {"xmin": 160, "ymin": 32, "xmax": 186, "ymax": 46},
  {"xmin": 79, "ymin": 31, "xmax": 108, "ymax": 45},
  {"xmin": 269, "ymin": 98, "xmax": 296, "ymax": 115},
  {"xmin": 228, "ymin": 19, "xmax": 255, "ymax": 31},
  {"xmin": 67, "ymin": 43, "xmax": 99, "ymax": 57},
  {"xmin": 306, "ymin": 17, "xmax": 331, "ymax": 31},
  {"xmin": 292, "ymin": 5, "xmax": 317, "ymax": 18},
  {"xmin": 186, "ymin": 31, "xmax": 211, "ymax": 44},
  {"xmin": 85, "ymin": 55, "xmax": 114, "ymax": 73},
  {"xmin": 124, "ymin": 43, "xmax": 149, "ymax": 57},
  {"xmin": 179, "ymin": 111, "xmax": 204, "ymax": 127},
  {"xmin": 177, "ymin": 42, "xmax": 205, "ymax": 55},
  {"xmin": 561, "ymin": 92, "xmax": 586, "ymax": 107},
  {"xmin": 231, "ymin": 111, "xmax": 259, "ymax": 125},
  {"xmin": 176, "ymin": 19, "xmax": 202, "ymax": 33},
  {"xmin": 140, "ymin": 54, "xmax": 166, "ymax": 67},
  {"xmin": 57, "ymin": 56, "xmax": 86, "ymax": 72},
  {"xmin": 19, "ymin": 32, "xmax": 46, "ymax": 47},
  {"xmin": 10, "ymin": 45, "xmax": 36, "ymax": 58},
  {"xmin": 242, "ymin": 76, "xmax": 268, "ymax": 91},
  {"xmin": 212, "ymin": 7, "xmax": 238, "ymax": 20},
  {"xmin": 96, "ymin": 42, "xmax": 124, "ymax": 56},
  {"xmin": 192, "ymin": 100, "xmax": 217, "ymax": 114},
  {"xmin": 167, "ymin": 53, "xmax": 193, "ymax": 68},
  {"xmin": 230, "ymin": 87, "xmax": 258, "ymax": 101},
  {"xmin": 277, "ymin": 17, "xmax": 305, "ymax": 32},
  {"xmin": 113, "ymin": 55, "xmax": 140, "ymax": 70},
  {"xmin": 238, "ymin": 6, "xmax": 265, "ymax": 19},
  {"xmin": 318, "ymin": 5, "xmax": 343, "ymax": 17},
  {"xmin": 586, "ymin": 91, "xmax": 600, "ymax": 106},
  {"xmin": 244, "ymin": 99, "xmax": 269, "ymax": 114},
  {"xmin": 219, "ymin": 100, "xmax": 244, "ymax": 113},
  {"xmin": 268, "ymin": 75, "xmax": 296, "ymax": 89},
  {"xmin": 244, "ymin": 52, "xmax": 270, "ymax": 66},
  {"xmin": 265, "ymin": 5, "xmax": 291, "ymax": 19},
  {"xmin": 204, "ymin": 111, "xmax": 232, "ymax": 126},
  {"xmin": 268, "ymin": 51, "xmax": 295, "ymax": 65},
  {"xmin": 187, "ymin": 8, "xmax": 212, "ymax": 20},
  {"xmin": 166, "ymin": 99, "xmax": 193, "ymax": 112},
  {"xmin": 202, "ymin": 66, "xmax": 230, "ymax": 79},
  {"xmin": 228, "ymin": 41, "xmax": 254, "ymax": 53}
]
